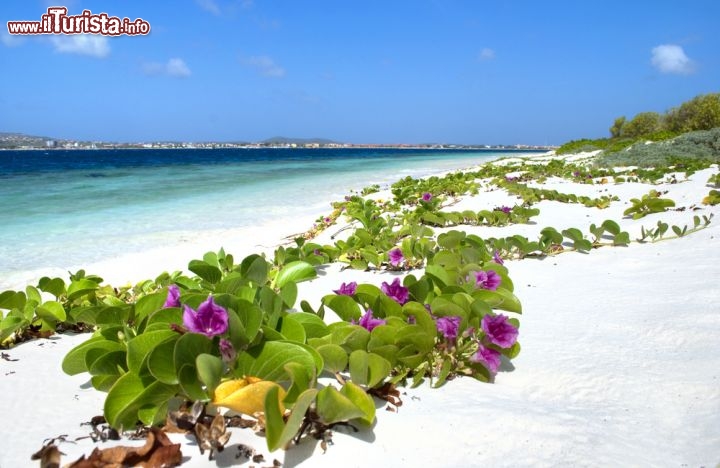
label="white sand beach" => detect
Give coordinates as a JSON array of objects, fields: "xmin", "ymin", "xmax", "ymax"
[{"xmin": 1, "ymin": 152, "xmax": 719, "ymax": 468}]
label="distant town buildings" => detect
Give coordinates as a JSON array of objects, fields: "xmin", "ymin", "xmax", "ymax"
[{"xmin": 0, "ymin": 132, "xmax": 555, "ymax": 151}]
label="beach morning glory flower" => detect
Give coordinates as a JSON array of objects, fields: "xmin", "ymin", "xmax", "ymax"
[
  {"xmin": 497, "ymin": 205, "xmax": 512, "ymax": 214},
  {"xmin": 470, "ymin": 344, "xmax": 501, "ymax": 373},
  {"xmin": 163, "ymin": 284, "xmax": 181, "ymax": 308},
  {"xmin": 388, "ymin": 248, "xmax": 404, "ymax": 267},
  {"xmin": 474, "ymin": 270, "xmax": 501, "ymax": 291},
  {"xmin": 493, "ymin": 250, "xmax": 504, "ymax": 265},
  {"xmin": 481, "ymin": 313, "xmax": 518, "ymax": 349},
  {"xmin": 333, "ymin": 281, "xmax": 357, "ymax": 296},
  {"xmin": 219, "ymin": 338, "xmax": 236, "ymax": 363},
  {"xmin": 436, "ymin": 316, "xmax": 461, "ymax": 342},
  {"xmin": 381, "ymin": 277, "xmax": 409, "ymax": 305},
  {"xmin": 182, "ymin": 296, "xmax": 228, "ymax": 338},
  {"xmin": 421, "ymin": 192, "xmax": 433, "ymax": 202},
  {"xmin": 357, "ymin": 308, "xmax": 385, "ymax": 332}
]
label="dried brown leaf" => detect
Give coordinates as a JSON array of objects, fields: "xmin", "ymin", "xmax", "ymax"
[{"xmin": 67, "ymin": 427, "xmax": 181, "ymax": 468}]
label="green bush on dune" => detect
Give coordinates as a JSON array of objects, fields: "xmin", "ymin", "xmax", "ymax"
[{"xmin": 557, "ymin": 92, "xmax": 720, "ymax": 163}]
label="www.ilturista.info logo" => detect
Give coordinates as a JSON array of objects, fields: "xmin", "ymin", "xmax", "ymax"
[{"xmin": 7, "ymin": 7, "xmax": 150, "ymax": 36}]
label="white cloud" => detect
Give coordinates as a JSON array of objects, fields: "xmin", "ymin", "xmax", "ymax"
[
  {"xmin": 1, "ymin": 30, "xmax": 25, "ymax": 47},
  {"xmin": 143, "ymin": 58, "xmax": 191, "ymax": 78},
  {"xmin": 651, "ymin": 44, "xmax": 694, "ymax": 75},
  {"xmin": 50, "ymin": 34, "xmax": 110, "ymax": 58},
  {"xmin": 196, "ymin": 0, "xmax": 221, "ymax": 15},
  {"xmin": 242, "ymin": 55, "xmax": 285, "ymax": 78},
  {"xmin": 166, "ymin": 58, "xmax": 192, "ymax": 77},
  {"xmin": 478, "ymin": 47, "xmax": 495, "ymax": 61}
]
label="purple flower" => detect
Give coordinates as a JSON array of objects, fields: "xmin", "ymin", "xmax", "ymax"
[
  {"xmin": 324, "ymin": 216, "xmax": 331, "ymax": 223},
  {"xmin": 357, "ymin": 308, "xmax": 385, "ymax": 331},
  {"xmin": 436, "ymin": 316, "xmax": 461, "ymax": 342},
  {"xmin": 388, "ymin": 248, "xmax": 404, "ymax": 267},
  {"xmin": 182, "ymin": 296, "xmax": 229, "ymax": 338},
  {"xmin": 333, "ymin": 281, "xmax": 357, "ymax": 296},
  {"xmin": 163, "ymin": 284, "xmax": 181, "ymax": 308},
  {"xmin": 219, "ymin": 338, "xmax": 236, "ymax": 362},
  {"xmin": 493, "ymin": 250, "xmax": 504, "ymax": 265},
  {"xmin": 421, "ymin": 192, "xmax": 432, "ymax": 202},
  {"xmin": 381, "ymin": 277, "xmax": 409, "ymax": 305},
  {"xmin": 470, "ymin": 344, "xmax": 501, "ymax": 373},
  {"xmin": 474, "ymin": 270, "xmax": 501, "ymax": 291},
  {"xmin": 481, "ymin": 313, "xmax": 518, "ymax": 348},
  {"xmin": 573, "ymin": 171, "xmax": 581, "ymax": 177},
  {"xmin": 496, "ymin": 205, "xmax": 512, "ymax": 214}
]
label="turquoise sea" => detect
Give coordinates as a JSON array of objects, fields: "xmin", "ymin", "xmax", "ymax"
[{"xmin": 0, "ymin": 148, "xmax": 542, "ymax": 289}]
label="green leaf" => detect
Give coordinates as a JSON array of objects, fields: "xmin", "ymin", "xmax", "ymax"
[
  {"xmin": 25, "ymin": 286, "xmax": 42, "ymax": 305},
  {"xmin": 277, "ymin": 314, "xmax": 307, "ymax": 343},
  {"xmin": 127, "ymin": 329, "xmax": 178, "ymax": 375},
  {"xmin": 316, "ymin": 386, "xmax": 366, "ymax": 425},
  {"xmin": 601, "ymin": 219, "xmax": 621, "ymax": 235},
  {"xmin": 147, "ymin": 338, "xmax": 180, "ymax": 384},
  {"xmin": 316, "ymin": 344, "xmax": 348, "ymax": 374},
  {"xmin": 196, "ymin": 353, "xmax": 223, "ymax": 394},
  {"xmin": 613, "ymin": 231, "xmax": 631, "ymax": 246},
  {"xmin": 0, "ymin": 314, "xmax": 27, "ymax": 343},
  {"xmin": 241, "ymin": 254, "xmax": 269, "ymax": 285},
  {"xmin": 236, "ymin": 302, "xmax": 264, "ymax": 345},
  {"xmin": 35, "ymin": 301, "xmax": 66, "ymax": 323},
  {"xmin": 340, "ymin": 381, "xmax": 376, "ymax": 425},
  {"xmin": 288, "ymin": 312, "xmax": 329, "ymax": 339},
  {"xmin": 274, "ymin": 261, "xmax": 317, "ymax": 288},
  {"xmin": 265, "ymin": 387, "xmax": 318, "ymax": 452},
  {"xmin": 283, "ymin": 361, "xmax": 313, "ymax": 405},
  {"xmin": 134, "ymin": 292, "xmax": 169, "ymax": 325},
  {"xmin": 178, "ymin": 363, "xmax": 208, "ymax": 401},
  {"xmin": 144, "ymin": 307, "xmax": 183, "ymax": 330},
  {"xmin": 425, "ymin": 264, "xmax": 451, "ymax": 288},
  {"xmin": 0, "ymin": 291, "xmax": 26, "ymax": 310},
  {"xmin": 104, "ymin": 373, "xmax": 178, "ymax": 430},
  {"xmin": 38, "ymin": 277, "xmax": 66, "ymax": 298},
  {"xmin": 235, "ymin": 341, "xmax": 317, "ymax": 382},
  {"xmin": 188, "ymin": 260, "xmax": 222, "ymax": 284},
  {"xmin": 67, "ymin": 279, "xmax": 99, "ymax": 301},
  {"xmin": 88, "ymin": 350, "xmax": 127, "ymax": 376},
  {"xmin": 174, "ymin": 333, "xmax": 213, "ymax": 384},
  {"xmin": 337, "ymin": 326, "xmax": 370, "ymax": 352},
  {"xmin": 62, "ymin": 337, "xmax": 124, "ymax": 375},
  {"xmin": 349, "ymin": 350, "xmax": 391, "ymax": 388},
  {"xmin": 279, "ymin": 281, "xmax": 298, "ymax": 308},
  {"xmin": 472, "ymin": 288, "xmax": 522, "ymax": 313},
  {"xmin": 322, "ymin": 294, "xmax": 361, "ymax": 322}
]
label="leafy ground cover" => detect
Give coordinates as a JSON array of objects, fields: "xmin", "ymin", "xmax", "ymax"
[{"xmin": 2, "ymin": 145, "xmax": 717, "ymax": 464}]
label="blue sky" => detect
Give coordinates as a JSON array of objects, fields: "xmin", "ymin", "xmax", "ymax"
[{"xmin": 1, "ymin": 1, "xmax": 719, "ymax": 145}]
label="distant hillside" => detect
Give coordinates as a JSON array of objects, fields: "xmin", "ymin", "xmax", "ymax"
[{"xmin": 0, "ymin": 132, "xmax": 59, "ymax": 148}]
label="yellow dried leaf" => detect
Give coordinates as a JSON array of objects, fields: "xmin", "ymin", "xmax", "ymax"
[{"xmin": 213, "ymin": 377, "xmax": 285, "ymax": 415}]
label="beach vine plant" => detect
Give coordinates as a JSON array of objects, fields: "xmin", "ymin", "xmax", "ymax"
[
  {"xmin": 1, "ymin": 229, "xmax": 522, "ymax": 456},
  {"xmin": 1, "ymin": 146, "xmax": 717, "ymax": 461}
]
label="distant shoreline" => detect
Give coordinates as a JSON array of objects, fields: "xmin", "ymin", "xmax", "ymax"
[{"xmin": 0, "ymin": 145, "xmax": 554, "ymax": 152}]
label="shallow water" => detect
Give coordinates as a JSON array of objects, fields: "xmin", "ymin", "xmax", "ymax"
[{"xmin": 0, "ymin": 147, "xmax": 538, "ymax": 288}]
